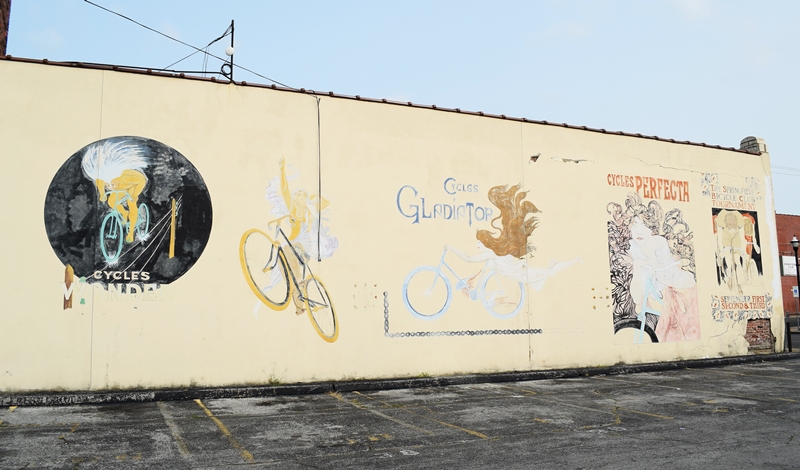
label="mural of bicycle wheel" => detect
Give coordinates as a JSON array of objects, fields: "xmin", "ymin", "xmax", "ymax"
[
  {"xmin": 238, "ymin": 157, "xmax": 340, "ymax": 343},
  {"xmin": 44, "ymin": 136, "xmax": 213, "ymax": 285},
  {"xmin": 400, "ymin": 183, "xmax": 581, "ymax": 320}
]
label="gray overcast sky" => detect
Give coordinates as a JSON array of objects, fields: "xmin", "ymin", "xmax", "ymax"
[{"xmin": 8, "ymin": 0, "xmax": 800, "ymax": 215}]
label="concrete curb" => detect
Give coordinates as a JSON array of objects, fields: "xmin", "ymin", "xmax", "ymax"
[{"xmin": 3, "ymin": 352, "xmax": 799, "ymax": 407}]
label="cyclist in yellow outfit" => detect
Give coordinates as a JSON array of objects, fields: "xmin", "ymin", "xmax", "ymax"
[
  {"xmin": 268, "ymin": 157, "xmax": 330, "ymax": 315},
  {"xmin": 95, "ymin": 169, "xmax": 148, "ymax": 243},
  {"xmin": 82, "ymin": 139, "xmax": 149, "ymax": 244},
  {"xmin": 270, "ymin": 157, "xmax": 329, "ymax": 240}
]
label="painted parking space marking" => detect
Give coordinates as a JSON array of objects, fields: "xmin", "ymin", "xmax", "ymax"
[
  {"xmin": 329, "ymin": 392, "xmax": 436, "ymax": 436},
  {"xmin": 687, "ymin": 367, "xmax": 800, "ymax": 381},
  {"xmin": 157, "ymin": 402, "xmax": 190, "ymax": 458},
  {"xmin": 0, "ymin": 405, "xmax": 18, "ymax": 426},
  {"xmin": 351, "ymin": 391, "xmax": 489, "ymax": 439},
  {"xmin": 495, "ymin": 384, "xmax": 673, "ymax": 420},
  {"xmin": 593, "ymin": 375, "xmax": 799, "ymax": 403},
  {"xmin": 194, "ymin": 399, "xmax": 254, "ymax": 462}
]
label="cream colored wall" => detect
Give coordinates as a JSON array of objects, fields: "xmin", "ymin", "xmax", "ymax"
[{"xmin": 0, "ymin": 60, "xmax": 784, "ymax": 392}]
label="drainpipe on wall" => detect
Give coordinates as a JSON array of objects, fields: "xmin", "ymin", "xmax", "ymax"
[{"xmin": 0, "ymin": 0, "xmax": 10, "ymax": 56}]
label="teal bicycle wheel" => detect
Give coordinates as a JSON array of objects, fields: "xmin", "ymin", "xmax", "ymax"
[
  {"xmin": 100, "ymin": 212, "xmax": 124, "ymax": 263},
  {"xmin": 135, "ymin": 203, "xmax": 150, "ymax": 239}
]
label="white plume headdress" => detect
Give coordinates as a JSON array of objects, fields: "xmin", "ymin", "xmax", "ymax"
[{"xmin": 81, "ymin": 139, "xmax": 148, "ymax": 183}]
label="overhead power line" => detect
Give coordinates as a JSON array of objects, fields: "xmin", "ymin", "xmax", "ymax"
[
  {"xmin": 163, "ymin": 23, "xmax": 231, "ymax": 71},
  {"xmin": 772, "ymin": 165, "xmax": 800, "ymax": 177},
  {"xmin": 83, "ymin": 0, "xmax": 294, "ymax": 89},
  {"xmin": 773, "ymin": 165, "xmax": 800, "ymax": 172}
]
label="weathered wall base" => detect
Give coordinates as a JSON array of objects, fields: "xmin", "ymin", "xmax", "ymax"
[{"xmin": 2, "ymin": 353, "xmax": 798, "ymax": 407}]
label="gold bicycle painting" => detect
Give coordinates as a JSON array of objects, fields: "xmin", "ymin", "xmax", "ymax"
[{"xmin": 239, "ymin": 158, "xmax": 340, "ymax": 342}]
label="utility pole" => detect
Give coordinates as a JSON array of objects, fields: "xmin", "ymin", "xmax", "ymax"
[{"xmin": 0, "ymin": 0, "xmax": 10, "ymax": 56}]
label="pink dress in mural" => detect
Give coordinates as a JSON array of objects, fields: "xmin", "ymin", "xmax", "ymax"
[{"xmin": 629, "ymin": 217, "xmax": 700, "ymax": 342}]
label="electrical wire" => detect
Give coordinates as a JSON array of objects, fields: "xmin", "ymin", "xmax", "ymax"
[
  {"xmin": 84, "ymin": 0, "xmax": 331, "ymax": 265},
  {"xmin": 772, "ymin": 165, "xmax": 800, "ymax": 177},
  {"xmin": 83, "ymin": 0, "xmax": 294, "ymax": 89},
  {"xmin": 164, "ymin": 24, "xmax": 232, "ymax": 72},
  {"xmin": 163, "ymin": 48, "xmax": 202, "ymax": 71},
  {"xmin": 773, "ymin": 166, "xmax": 800, "ymax": 174}
]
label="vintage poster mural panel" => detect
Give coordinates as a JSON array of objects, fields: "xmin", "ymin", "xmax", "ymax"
[
  {"xmin": 239, "ymin": 157, "xmax": 340, "ymax": 342},
  {"xmin": 45, "ymin": 136, "xmax": 213, "ymax": 303},
  {"xmin": 713, "ymin": 208, "xmax": 762, "ymax": 293},
  {"xmin": 607, "ymin": 188, "xmax": 700, "ymax": 343},
  {"xmin": 701, "ymin": 173, "xmax": 772, "ymax": 321},
  {"xmin": 392, "ymin": 179, "xmax": 580, "ymax": 337}
]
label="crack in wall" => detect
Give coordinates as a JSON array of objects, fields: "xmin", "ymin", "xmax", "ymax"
[
  {"xmin": 626, "ymin": 155, "xmax": 768, "ymax": 180},
  {"xmin": 551, "ymin": 157, "xmax": 594, "ymax": 164},
  {"xmin": 706, "ymin": 323, "xmax": 734, "ymax": 342}
]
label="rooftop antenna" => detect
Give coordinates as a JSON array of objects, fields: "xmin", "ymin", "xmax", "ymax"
[{"xmin": 221, "ymin": 20, "xmax": 234, "ymax": 81}]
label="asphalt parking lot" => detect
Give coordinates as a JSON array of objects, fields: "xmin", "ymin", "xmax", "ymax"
[{"xmin": 2, "ymin": 358, "xmax": 799, "ymax": 469}]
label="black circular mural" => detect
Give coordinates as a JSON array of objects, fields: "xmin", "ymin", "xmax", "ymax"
[{"xmin": 44, "ymin": 136, "xmax": 213, "ymax": 284}]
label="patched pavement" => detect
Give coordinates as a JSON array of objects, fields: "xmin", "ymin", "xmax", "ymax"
[{"xmin": 2, "ymin": 359, "xmax": 799, "ymax": 469}]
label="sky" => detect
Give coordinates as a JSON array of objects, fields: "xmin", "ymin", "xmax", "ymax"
[{"xmin": 7, "ymin": 0, "xmax": 800, "ymax": 215}]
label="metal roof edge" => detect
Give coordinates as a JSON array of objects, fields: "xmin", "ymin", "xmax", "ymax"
[{"xmin": 0, "ymin": 55, "xmax": 760, "ymax": 156}]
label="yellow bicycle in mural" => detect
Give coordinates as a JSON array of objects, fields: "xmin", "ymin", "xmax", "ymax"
[{"xmin": 239, "ymin": 225, "xmax": 338, "ymax": 343}]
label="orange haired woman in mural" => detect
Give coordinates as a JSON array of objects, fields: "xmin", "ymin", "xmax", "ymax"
[
  {"xmin": 447, "ymin": 183, "xmax": 581, "ymax": 294},
  {"xmin": 477, "ymin": 184, "xmax": 541, "ymax": 258}
]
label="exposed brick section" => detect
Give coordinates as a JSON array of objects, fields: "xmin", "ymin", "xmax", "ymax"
[
  {"xmin": 775, "ymin": 214, "xmax": 800, "ymax": 315},
  {"xmin": 0, "ymin": 0, "xmax": 10, "ymax": 56},
  {"xmin": 745, "ymin": 319, "xmax": 774, "ymax": 351}
]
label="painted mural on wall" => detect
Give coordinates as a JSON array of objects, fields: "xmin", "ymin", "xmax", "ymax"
[
  {"xmin": 710, "ymin": 293, "xmax": 773, "ymax": 322},
  {"xmin": 401, "ymin": 182, "xmax": 580, "ymax": 322},
  {"xmin": 239, "ymin": 157, "xmax": 339, "ymax": 342},
  {"xmin": 701, "ymin": 173, "xmax": 762, "ymax": 212},
  {"xmin": 713, "ymin": 209, "xmax": 762, "ymax": 293},
  {"xmin": 46, "ymin": 137, "xmax": 212, "ymax": 304},
  {"xmin": 607, "ymin": 192, "xmax": 700, "ymax": 343},
  {"xmin": 701, "ymin": 172, "xmax": 771, "ymax": 322}
]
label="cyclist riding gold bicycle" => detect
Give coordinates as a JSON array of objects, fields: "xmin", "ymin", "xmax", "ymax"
[
  {"xmin": 268, "ymin": 157, "xmax": 332, "ymax": 315},
  {"xmin": 239, "ymin": 157, "xmax": 339, "ymax": 342}
]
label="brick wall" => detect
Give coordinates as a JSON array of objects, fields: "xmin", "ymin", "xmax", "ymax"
[
  {"xmin": 745, "ymin": 319, "xmax": 774, "ymax": 351},
  {"xmin": 0, "ymin": 0, "xmax": 9, "ymax": 57},
  {"xmin": 775, "ymin": 214, "xmax": 800, "ymax": 315}
]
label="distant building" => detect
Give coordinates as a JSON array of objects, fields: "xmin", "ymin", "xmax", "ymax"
[{"xmin": 775, "ymin": 214, "xmax": 800, "ymax": 315}]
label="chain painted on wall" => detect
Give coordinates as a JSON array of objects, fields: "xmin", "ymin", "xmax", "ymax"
[{"xmin": 383, "ymin": 292, "xmax": 542, "ymax": 338}]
